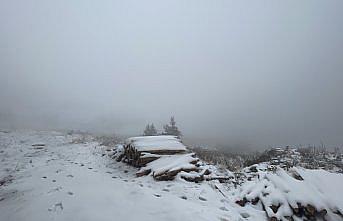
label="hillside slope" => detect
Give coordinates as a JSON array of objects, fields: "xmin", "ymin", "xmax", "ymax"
[
  {"xmin": 0, "ymin": 131, "xmax": 260, "ymax": 221},
  {"xmin": 1, "ymin": 131, "xmax": 342, "ymax": 221}
]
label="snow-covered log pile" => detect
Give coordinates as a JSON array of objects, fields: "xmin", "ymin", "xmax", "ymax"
[
  {"xmin": 110, "ymin": 136, "xmax": 234, "ymax": 182},
  {"xmin": 121, "ymin": 136, "xmax": 200, "ymax": 181},
  {"xmin": 234, "ymin": 166, "xmax": 343, "ymax": 221},
  {"xmin": 123, "ymin": 136, "xmax": 187, "ymax": 167},
  {"xmin": 136, "ymin": 153, "xmax": 199, "ymax": 180}
]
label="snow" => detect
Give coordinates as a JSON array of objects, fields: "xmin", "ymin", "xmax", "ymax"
[
  {"xmin": 138, "ymin": 153, "xmax": 198, "ymax": 176},
  {"xmin": 140, "ymin": 152, "xmax": 161, "ymax": 158},
  {"xmin": 125, "ymin": 135, "xmax": 187, "ymax": 152},
  {"xmin": 236, "ymin": 167, "xmax": 343, "ymax": 220},
  {"xmin": 296, "ymin": 168, "xmax": 343, "ymax": 214},
  {"xmin": 1, "ymin": 130, "xmax": 342, "ymax": 221},
  {"xmin": 0, "ymin": 131, "xmax": 252, "ymax": 221}
]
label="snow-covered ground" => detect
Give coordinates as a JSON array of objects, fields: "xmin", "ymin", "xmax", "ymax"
[
  {"xmin": 1, "ymin": 130, "xmax": 342, "ymax": 221},
  {"xmin": 0, "ymin": 130, "xmax": 263, "ymax": 221}
]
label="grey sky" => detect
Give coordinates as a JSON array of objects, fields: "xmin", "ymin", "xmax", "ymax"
[{"xmin": 1, "ymin": 1, "xmax": 343, "ymax": 148}]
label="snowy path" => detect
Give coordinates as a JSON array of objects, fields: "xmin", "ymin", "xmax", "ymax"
[{"xmin": 0, "ymin": 131, "xmax": 261, "ymax": 221}]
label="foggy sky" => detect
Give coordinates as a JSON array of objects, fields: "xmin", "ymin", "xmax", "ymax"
[{"xmin": 1, "ymin": 1, "xmax": 343, "ymax": 149}]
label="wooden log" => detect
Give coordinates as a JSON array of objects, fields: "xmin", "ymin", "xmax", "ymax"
[
  {"xmin": 304, "ymin": 204, "xmax": 316, "ymax": 218},
  {"xmin": 153, "ymin": 167, "xmax": 199, "ymax": 181},
  {"xmin": 136, "ymin": 169, "xmax": 151, "ymax": 177},
  {"xmin": 318, "ymin": 209, "xmax": 327, "ymax": 217},
  {"xmin": 251, "ymin": 197, "xmax": 259, "ymax": 205},
  {"xmin": 181, "ymin": 175, "xmax": 203, "ymax": 183},
  {"xmin": 136, "ymin": 149, "xmax": 186, "ymax": 155},
  {"xmin": 270, "ymin": 204, "xmax": 280, "ymax": 213},
  {"xmin": 204, "ymin": 176, "xmax": 233, "ymax": 183},
  {"xmin": 291, "ymin": 203, "xmax": 304, "ymax": 217},
  {"xmin": 235, "ymin": 197, "xmax": 248, "ymax": 207},
  {"xmin": 137, "ymin": 156, "xmax": 160, "ymax": 167},
  {"xmin": 127, "ymin": 143, "xmax": 193, "ymax": 163}
]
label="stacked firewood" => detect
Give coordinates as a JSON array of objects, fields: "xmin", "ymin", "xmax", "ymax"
[
  {"xmin": 236, "ymin": 198, "xmax": 333, "ymax": 221},
  {"xmin": 123, "ymin": 142, "xmax": 186, "ymax": 167},
  {"xmin": 136, "ymin": 153, "xmax": 199, "ymax": 180},
  {"xmin": 234, "ymin": 167, "xmax": 343, "ymax": 221},
  {"xmin": 122, "ymin": 136, "xmax": 187, "ymax": 167},
  {"xmin": 116, "ymin": 136, "xmax": 233, "ymax": 182}
]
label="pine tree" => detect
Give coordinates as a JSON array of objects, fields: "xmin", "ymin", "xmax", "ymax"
[
  {"xmin": 150, "ymin": 123, "xmax": 157, "ymax": 136},
  {"xmin": 143, "ymin": 124, "xmax": 151, "ymax": 136},
  {"xmin": 143, "ymin": 123, "xmax": 158, "ymax": 136},
  {"xmin": 163, "ymin": 116, "xmax": 182, "ymax": 137}
]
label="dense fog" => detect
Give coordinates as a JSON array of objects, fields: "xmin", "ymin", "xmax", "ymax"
[{"xmin": 1, "ymin": 0, "xmax": 343, "ymax": 149}]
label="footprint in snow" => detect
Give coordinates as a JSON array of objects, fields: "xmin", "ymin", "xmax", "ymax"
[
  {"xmin": 112, "ymin": 176, "xmax": 117, "ymax": 179},
  {"xmin": 67, "ymin": 174, "xmax": 74, "ymax": 178},
  {"xmin": 199, "ymin": 196, "xmax": 207, "ymax": 201},
  {"xmin": 154, "ymin": 194, "xmax": 161, "ymax": 198},
  {"xmin": 219, "ymin": 207, "xmax": 229, "ymax": 211},
  {"xmin": 67, "ymin": 191, "xmax": 74, "ymax": 196},
  {"xmin": 48, "ymin": 202, "xmax": 63, "ymax": 212},
  {"xmin": 220, "ymin": 199, "xmax": 228, "ymax": 203},
  {"xmin": 240, "ymin": 212, "xmax": 250, "ymax": 218},
  {"xmin": 180, "ymin": 196, "xmax": 187, "ymax": 200},
  {"xmin": 48, "ymin": 186, "xmax": 63, "ymax": 194},
  {"xmin": 162, "ymin": 188, "xmax": 170, "ymax": 192},
  {"xmin": 88, "ymin": 167, "xmax": 93, "ymax": 170}
]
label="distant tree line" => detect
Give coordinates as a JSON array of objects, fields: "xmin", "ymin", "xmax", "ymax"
[
  {"xmin": 142, "ymin": 116, "xmax": 182, "ymax": 137},
  {"xmin": 143, "ymin": 123, "xmax": 157, "ymax": 136}
]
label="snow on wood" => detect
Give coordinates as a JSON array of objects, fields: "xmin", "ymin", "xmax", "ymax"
[
  {"xmin": 120, "ymin": 136, "xmax": 236, "ymax": 182},
  {"xmin": 123, "ymin": 135, "xmax": 187, "ymax": 167},
  {"xmin": 125, "ymin": 135, "xmax": 187, "ymax": 152},
  {"xmin": 137, "ymin": 153, "xmax": 199, "ymax": 181},
  {"xmin": 124, "ymin": 136, "xmax": 203, "ymax": 181},
  {"xmin": 235, "ymin": 167, "xmax": 343, "ymax": 221}
]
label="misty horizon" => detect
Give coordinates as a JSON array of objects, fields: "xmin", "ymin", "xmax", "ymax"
[{"xmin": 1, "ymin": 1, "xmax": 343, "ymax": 149}]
